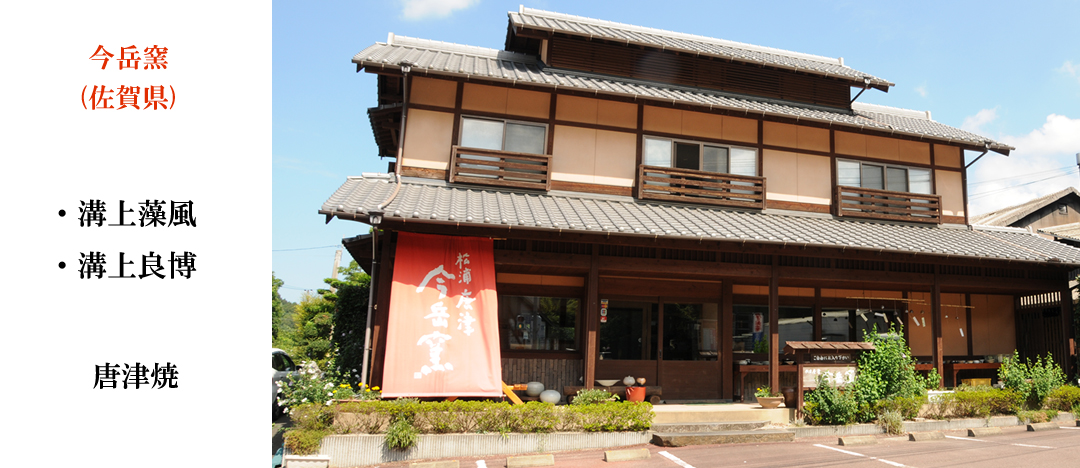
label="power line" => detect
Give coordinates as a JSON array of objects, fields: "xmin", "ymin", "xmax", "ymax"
[
  {"xmin": 969, "ymin": 167, "xmax": 1079, "ymax": 200},
  {"xmin": 967, "ymin": 165, "xmax": 1077, "ymax": 187}
]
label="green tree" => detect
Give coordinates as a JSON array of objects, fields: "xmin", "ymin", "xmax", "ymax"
[
  {"xmin": 320, "ymin": 261, "xmax": 371, "ymax": 383},
  {"xmin": 272, "ymin": 273, "xmax": 285, "ymax": 341},
  {"xmin": 850, "ymin": 325, "xmax": 934, "ymax": 422},
  {"xmin": 290, "ymin": 292, "xmax": 336, "ymax": 367}
]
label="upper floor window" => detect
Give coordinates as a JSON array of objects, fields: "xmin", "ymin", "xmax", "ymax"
[
  {"xmin": 643, "ymin": 137, "xmax": 757, "ymax": 175},
  {"xmin": 460, "ymin": 117, "xmax": 546, "ymax": 155},
  {"xmin": 837, "ymin": 160, "xmax": 931, "ymax": 194}
]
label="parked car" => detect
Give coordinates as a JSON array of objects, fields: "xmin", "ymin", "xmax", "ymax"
[{"xmin": 272, "ymin": 348, "xmax": 297, "ymax": 417}]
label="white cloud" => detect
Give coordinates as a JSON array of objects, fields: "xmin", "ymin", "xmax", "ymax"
[
  {"xmin": 400, "ymin": 0, "xmax": 479, "ymax": 20},
  {"xmin": 960, "ymin": 107, "xmax": 998, "ymax": 134},
  {"xmin": 967, "ymin": 114, "xmax": 1080, "ymax": 216},
  {"xmin": 914, "ymin": 83, "xmax": 928, "ymax": 98},
  {"xmin": 1060, "ymin": 60, "xmax": 1080, "ymax": 84}
]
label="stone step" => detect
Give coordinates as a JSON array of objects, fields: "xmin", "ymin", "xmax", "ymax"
[
  {"xmin": 651, "ymin": 421, "xmax": 770, "ymax": 433},
  {"xmin": 651, "ymin": 429, "xmax": 795, "ymax": 447}
]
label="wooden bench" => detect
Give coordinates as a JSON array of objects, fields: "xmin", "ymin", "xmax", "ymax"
[{"xmin": 563, "ymin": 386, "xmax": 662, "ymax": 404}]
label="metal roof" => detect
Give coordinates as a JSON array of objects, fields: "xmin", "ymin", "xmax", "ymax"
[
  {"xmin": 321, "ymin": 175, "xmax": 1080, "ymax": 266},
  {"xmin": 508, "ymin": 7, "xmax": 893, "ymax": 89},
  {"xmin": 353, "ymin": 36, "xmax": 1013, "ymax": 153},
  {"xmin": 971, "ymin": 187, "xmax": 1080, "ymax": 227}
]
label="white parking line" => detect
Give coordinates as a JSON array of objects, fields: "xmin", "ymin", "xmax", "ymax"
[
  {"xmin": 813, "ymin": 444, "xmax": 907, "ymax": 467},
  {"xmin": 945, "ymin": 434, "xmax": 1053, "ymax": 449},
  {"xmin": 1059, "ymin": 426, "xmax": 1080, "ymax": 430},
  {"xmin": 658, "ymin": 450, "xmax": 696, "ymax": 468}
]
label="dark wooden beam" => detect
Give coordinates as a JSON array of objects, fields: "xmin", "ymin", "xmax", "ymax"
[
  {"xmin": 932, "ymin": 265, "xmax": 943, "ymax": 388},
  {"xmin": 584, "ymin": 249, "xmax": 600, "ymax": 390},
  {"xmin": 770, "ymin": 255, "xmax": 780, "ymax": 394},
  {"xmin": 722, "ymin": 281, "xmax": 734, "ymax": 400}
]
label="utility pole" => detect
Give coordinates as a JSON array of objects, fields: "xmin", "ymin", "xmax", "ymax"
[
  {"xmin": 1075, "ymin": 153, "xmax": 1080, "ymax": 186},
  {"xmin": 329, "ymin": 249, "xmax": 342, "ymax": 293}
]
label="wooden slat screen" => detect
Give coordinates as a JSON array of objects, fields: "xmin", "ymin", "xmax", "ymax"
[
  {"xmin": 637, "ymin": 165, "xmax": 766, "ymax": 209},
  {"xmin": 449, "ymin": 146, "xmax": 552, "ymax": 191},
  {"xmin": 547, "ymin": 36, "xmax": 852, "ymax": 109},
  {"xmin": 834, "ymin": 185, "xmax": 942, "ymax": 224}
]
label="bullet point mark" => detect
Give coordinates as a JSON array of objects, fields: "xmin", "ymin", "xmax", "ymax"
[
  {"xmin": 58, "ymin": 262, "xmax": 66, "ymax": 269},
  {"xmin": 58, "ymin": 209, "xmax": 66, "ymax": 217}
]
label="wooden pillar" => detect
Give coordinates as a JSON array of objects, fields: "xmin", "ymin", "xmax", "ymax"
[
  {"xmin": 932, "ymin": 265, "xmax": 943, "ymax": 388},
  {"xmin": 584, "ymin": 249, "xmax": 599, "ymax": 389},
  {"xmin": 369, "ymin": 231, "xmax": 396, "ymax": 387},
  {"xmin": 1062, "ymin": 282, "xmax": 1075, "ymax": 378},
  {"xmin": 770, "ymin": 256, "xmax": 780, "ymax": 394},
  {"xmin": 813, "ymin": 288, "xmax": 822, "ymax": 341},
  {"xmin": 721, "ymin": 281, "xmax": 734, "ymax": 400}
]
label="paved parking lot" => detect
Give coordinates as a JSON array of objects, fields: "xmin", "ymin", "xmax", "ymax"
[{"xmin": 373, "ymin": 424, "xmax": 1080, "ymax": 468}]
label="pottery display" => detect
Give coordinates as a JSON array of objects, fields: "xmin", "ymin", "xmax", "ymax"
[
  {"xmin": 636, "ymin": 377, "xmax": 646, "ymax": 385},
  {"xmin": 526, "ymin": 381, "xmax": 545, "ymax": 397},
  {"xmin": 623, "ymin": 375, "xmax": 636, "ymax": 386},
  {"xmin": 596, "ymin": 379, "xmax": 619, "ymax": 387}
]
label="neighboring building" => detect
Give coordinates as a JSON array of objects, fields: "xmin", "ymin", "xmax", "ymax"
[
  {"xmin": 973, "ymin": 187, "xmax": 1080, "ymax": 248},
  {"xmin": 322, "ymin": 7, "xmax": 1080, "ymax": 400}
]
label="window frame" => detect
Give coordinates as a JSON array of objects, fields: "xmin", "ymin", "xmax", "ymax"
[
  {"xmin": 458, "ymin": 115, "xmax": 549, "ymax": 155},
  {"xmin": 496, "ymin": 289, "xmax": 584, "ymax": 357},
  {"xmin": 642, "ymin": 135, "xmax": 759, "ymax": 176},
  {"xmin": 836, "ymin": 159, "xmax": 934, "ymax": 195}
]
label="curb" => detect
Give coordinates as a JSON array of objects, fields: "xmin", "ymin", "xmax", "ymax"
[
  {"xmin": 967, "ymin": 427, "xmax": 1002, "ymax": 437},
  {"xmin": 907, "ymin": 431, "xmax": 944, "ymax": 442},
  {"xmin": 1027, "ymin": 422, "xmax": 1059, "ymax": 432},
  {"xmin": 838, "ymin": 436, "xmax": 877, "ymax": 446},
  {"xmin": 507, "ymin": 454, "xmax": 555, "ymax": 468},
  {"xmin": 604, "ymin": 448, "xmax": 650, "ymax": 462}
]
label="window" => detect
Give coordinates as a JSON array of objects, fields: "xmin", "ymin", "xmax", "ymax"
[
  {"xmin": 460, "ymin": 117, "xmax": 546, "ymax": 155},
  {"xmin": 644, "ymin": 137, "xmax": 757, "ymax": 175},
  {"xmin": 498, "ymin": 295, "xmax": 578, "ymax": 352},
  {"xmin": 837, "ymin": 160, "xmax": 931, "ymax": 194}
]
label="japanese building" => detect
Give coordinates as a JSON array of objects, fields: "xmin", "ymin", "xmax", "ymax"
[{"xmin": 321, "ymin": 7, "xmax": 1080, "ymax": 402}]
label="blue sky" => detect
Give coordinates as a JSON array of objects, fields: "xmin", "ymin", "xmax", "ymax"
[{"xmin": 273, "ymin": 0, "xmax": 1080, "ymax": 301}]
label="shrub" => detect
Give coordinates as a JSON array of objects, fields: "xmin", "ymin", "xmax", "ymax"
[
  {"xmin": 283, "ymin": 428, "xmax": 329, "ymax": 455},
  {"xmin": 283, "ymin": 403, "xmax": 336, "ymax": 455},
  {"xmin": 998, "ymin": 351, "xmax": 1066, "ymax": 409},
  {"xmin": 850, "ymin": 326, "xmax": 933, "ymax": 422},
  {"xmin": 874, "ymin": 395, "xmax": 926, "ymax": 420},
  {"xmin": 385, "ymin": 419, "xmax": 418, "ymax": 450},
  {"xmin": 513, "ymin": 402, "xmax": 558, "ymax": 433},
  {"xmin": 1017, "ymin": 409, "xmax": 1058, "ymax": 424},
  {"xmin": 277, "ymin": 361, "xmax": 338, "ymax": 410},
  {"xmin": 923, "ymin": 388, "xmax": 1021, "ymax": 419},
  {"xmin": 574, "ymin": 402, "xmax": 653, "ymax": 432},
  {"xmin": 877, "ymin": 409, "xmax": 904, "ymax": 435},
  {"xmin": 571, "ymin": 389, "xmax": 619, "ymax": 405},
  {"xmin": 803, "ymin": 374, "xmax": 858, "ymax": 425},
  {"xmin": 1044, "ymin": 386, "xmax": 1080, "ymax": 412}
]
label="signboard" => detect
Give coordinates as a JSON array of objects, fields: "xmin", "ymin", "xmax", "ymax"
[
  {"xmin": 802, "ymin": 365, "xmax": 856, "ymax": 388},
  {"xmin": 753, "ymin": 313, "xmax": 763, "ymax": 333},
  {"xmin": 810, "ymin": 354, "xmax": 851, "ymax": 362},
  {"xmin": 382, "ymin": 232, "xmax": 502, "ymax": 397}
]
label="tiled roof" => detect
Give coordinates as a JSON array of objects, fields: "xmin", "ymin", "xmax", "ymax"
[
  {"xmin": 508, "ymin": 7, "xmax": 893, "ymax": 89},
  {"xmin": 353, "ymin": 36, "xmax": 1013, "ymax": 152},
  {"xmin": 1039, "ymin": 222, "xmax": 1080, "ymax": 243},
  {"xmin": 971, "ymin": 187, "xmax": 1080, "ymax": 226},
  {"xmin": 321, "ymin": 175, "xmax": 1080, "ymax": 266}
]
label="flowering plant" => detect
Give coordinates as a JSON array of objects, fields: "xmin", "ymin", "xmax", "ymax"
[
  {"xmin": 755, "ymin": 386, "xmax": 781, "ymax": 398},
  {"xmin": 277, "ymin": 361, "xmax": 338, "ymax": 412}
]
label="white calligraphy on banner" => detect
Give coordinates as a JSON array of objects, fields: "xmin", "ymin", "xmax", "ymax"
[{"xmin": 413, "ymin": 250, "xmax": 479, "ymax": 379}]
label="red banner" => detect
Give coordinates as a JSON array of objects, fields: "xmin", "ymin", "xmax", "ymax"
[{"xmin": 382, "ymin": 232, "xmax": 502, "ymax": 397}]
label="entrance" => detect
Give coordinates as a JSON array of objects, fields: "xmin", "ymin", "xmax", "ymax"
[{"xmin": 596, "ymin": 298, "xmax": 720, "ymax": 400}]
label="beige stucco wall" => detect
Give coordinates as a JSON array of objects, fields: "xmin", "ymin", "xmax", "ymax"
[
  {"xmin": 551, "ymin": 125, "xmax": 635, "ymax": 186},
  {"xmin": 934, "ymin": 145, "xmax": 962, "ymax": 168},
  {"xmin": 970, "ymin": 294, "xmax": 1016, "ymax": 355},
  {"xmin": 835, "ymin": 131, "xmax": 931, "ymax": 165},
  {"xmin": 762, "ymin": 150, "xmax": 831, "ymax": 205},
  {"xmin": 642, "ymin": 106, "xmax": 757, "ymax": 143},
  {"xmin": 556, "ymin": 95, "xmax": 637, "ymax": 129},
  {"xmin": 461, "ymin": 83, "xmax": 550, "ymax": 119},
  {"xmin": 409, "ymin": 76, "xmax": 457, "ymax": 108},
  {"xmin": 763, "ymin": 122, "xmax": 830, "ymax": 153},
  {"xmin": 936, "ymin": 170, "xmax": 965, "ymax": 217},
  {"xmin": 402, "ymin": 109, "xmax": 454, "ymax": 170}
]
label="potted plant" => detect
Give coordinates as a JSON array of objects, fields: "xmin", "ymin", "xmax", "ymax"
[{"xmin": 754, "ymin": 386, "xmax": 784, "ymax": 408}]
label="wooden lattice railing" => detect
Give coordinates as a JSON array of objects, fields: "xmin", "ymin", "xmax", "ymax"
[
  {"xmin": 637, "ymin": 165, "xmax": 766, "ymax": 209},
  {"xmin": 834, "ymin": 185, "xmax": 942, "ymax": 224},
  {"xmin": 449, "ymin": 146, "xmax": 552, "ymax": 191}
]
